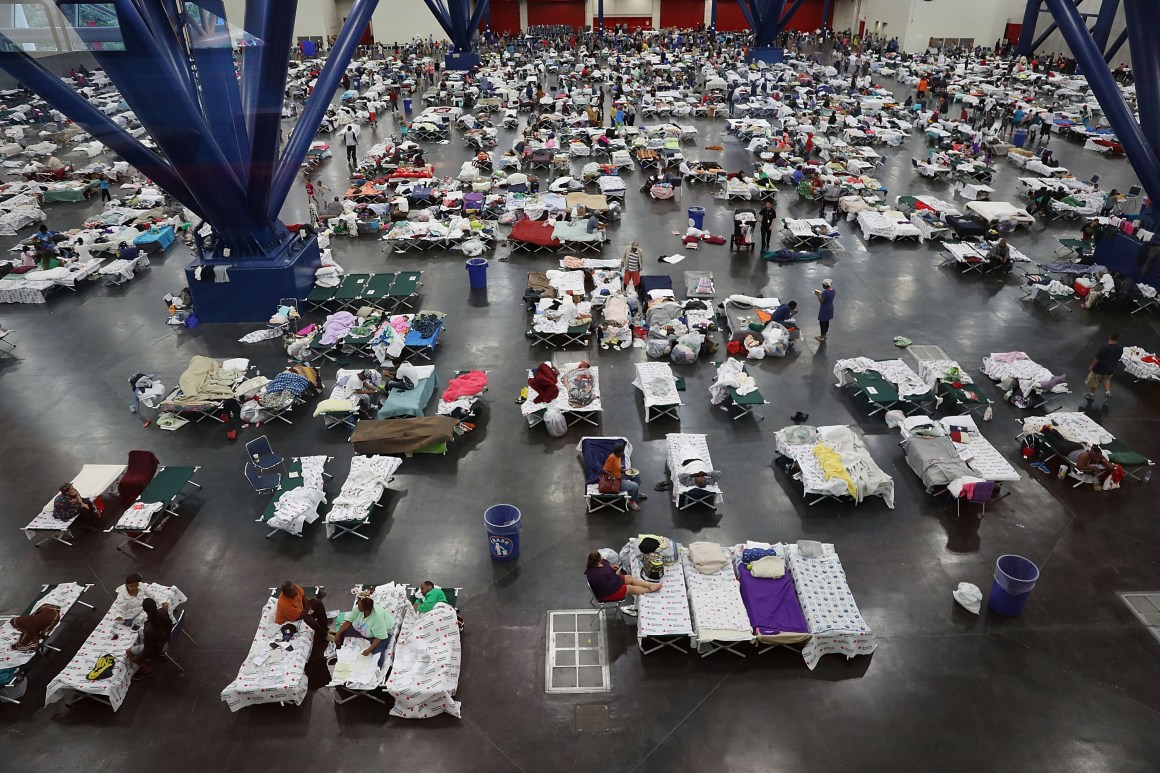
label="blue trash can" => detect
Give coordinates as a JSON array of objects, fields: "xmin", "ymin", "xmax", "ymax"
[
  {"xmin": 465, "ymin": 257, "xmax": 489, "ymax": 289},
  {"xmin": 688, "ymin": 206, "xmax": 705, "ymax": 230},
  {"xmin": 988, "ymin": 554, "xmax": 1039, "ymax": 617},
  {"xmin": 484, "ymin": 504, "xmax": 521, "ymax": 561},
  {"xmin": 1012, "ymin": 128, "xmax": 1028, "ymax": 148},
  {"xmin": 403, "ymin": 97, "xmax": 413, "ymax": 114}
]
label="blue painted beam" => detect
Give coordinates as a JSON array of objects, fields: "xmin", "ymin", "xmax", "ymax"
[
  {"xmin": 1017, "ymin": 0, "xmax": 1042, "ymax": 58},
  {"xmin": 466, "ymin": 0, "xmax": 490, "ymax": 41},
  {"xmin": 1043, "ymin": 0, "xmax": 1160, "ymax": 200},
  {"xmin": 1091, "ymin": 0, "xmax": 1120, "ymax": 53},
  {"xmin": 711, "ymin": 0, "xmax": 718, "ymax": 29},
  {"xmin": 1124, "ymin": 0, "xmax": 1160, "ymax": 149},
  {"xmin": 822, "ymin": 0, "xmax": 832, "ymax": 30},
  {"xmin": 422, "ymin": 0, "xmax": 457, "ymax": 41},
  {"xmin": 269, "ymin": 0, "xmax": 378, "ymax": 221},
  {"xmin": 1103, "ymin": 27, "xmax": 1127, "ymax": 63},
  {"xmin": 598, "ymin": 0, "xmax": 604, "ymax": 30}
]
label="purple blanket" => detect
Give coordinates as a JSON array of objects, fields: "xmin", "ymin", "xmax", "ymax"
[
  {"xmin": 319, "ymin": 311, "xmax": 356, "ymax": 345},
  {"xmin": 737, "ymin": 562, "xmax": 809, "ymax": 636}
]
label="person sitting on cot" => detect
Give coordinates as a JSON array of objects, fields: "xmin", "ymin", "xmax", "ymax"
[
  {"xmin": 584, "ymin": 550, "xmax": 660, "ymax": 615},
  {"xmin": 334, "ymin": 593, "xmax": 395, "ymax": 667},
  {"xmin": 274, "ymin": 581, "xmax": 306, "ymax": 624},
  {"xmin": 984, "ymin": 238, "xmax": 1012, "ymax": 272}
]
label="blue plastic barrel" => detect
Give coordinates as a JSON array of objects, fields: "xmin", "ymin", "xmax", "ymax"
[
  {"xmin": 1012, "ymin": 128, "xmax": 1028, "ymax": 148},
  {"xmin": 465, "ymin": 257, "xmax": 489, "ymax": 289},
  {"xmin": 484, "ymin": 504, "xmax": 521, "ymax": 561},
  {"xmin": 403, "ymin": 97, "xmax": 413, "ymax": 114},
  {"xmin": 688, "ymin": 206, "xmax": 705, "ymax": 230},
  {"xmin": 988, "ymin": 554, "xmax": 1039, "ymax": 617}
]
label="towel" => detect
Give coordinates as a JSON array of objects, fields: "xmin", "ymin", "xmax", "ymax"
[
  {"xmin": 687, "ymin": 541, "xmax": 727, "ymax": 574},
  {"xmin": 749, "ymin": 555, "xmax": 785, "ymax": 579}
]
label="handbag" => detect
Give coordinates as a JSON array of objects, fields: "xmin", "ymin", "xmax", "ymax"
[{"xmin": 597, "ymin": 471, "xmax": 621, "ymax": 495}]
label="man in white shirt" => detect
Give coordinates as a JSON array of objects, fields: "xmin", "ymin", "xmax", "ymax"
[
  {"xmin": 386, "ymin": 360, "xmax": 418, "ymax": 391},
  {"xmin": 112, "ymin": 572, "xmax": 168, "ymax": 623},
  {"xmin": 342, "ymin": 123, "xmax": 360, "ymax": 165}
]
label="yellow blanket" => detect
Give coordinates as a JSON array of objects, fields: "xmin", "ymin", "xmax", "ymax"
[{"xmin": 813, "ymin": 443, "xmax": 856, "ymax": 498}]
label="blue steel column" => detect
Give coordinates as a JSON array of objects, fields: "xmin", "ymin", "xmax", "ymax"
[
  {"xmin": 711, "ymin": 0, "xmax": 718, "ymax": 30},
  {"xmin": 1103, "ymin": 27, "xmax": 1127, "ymax": 63},
  {"xmin": 598, "ymin": 0, "xmax": 604, "ymax": 30},
  {"xmin": 822, "ymin": 0, "xmax": 832, "ymax": 31},
  {"xmin": 1091, "ymin": 0, "xmax": 1120, "ymax": 53},
  {"xmin": 1043, "ymin": 0, "xmax": 1160, "ymax": 202},
  {"xmin": 1016, "ymin": 0, "xmax": 1041, "ymax": 58},
  {"xmin": 1124, "ymin": 0, "xmax": 1160, "ymax": 151}
]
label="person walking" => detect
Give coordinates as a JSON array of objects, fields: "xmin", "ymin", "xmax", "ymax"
[
  {"xmin": 1084, "ymin": 332, "xmax": 1124, "ymax": 403},
  {"xmin": 341, "ymin": 122, "xmax": 360, "ymax": 165},
  {"xmin": 758, "ymin": 199, "xmax": 776, "ymax": 252},
  {"xmin": 814, "ymin": 277, "xmax": 835, "ymax": 342}
]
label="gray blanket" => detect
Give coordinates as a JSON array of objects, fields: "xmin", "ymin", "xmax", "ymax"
[{"xmin": 903, "ymin": 435, "xmax": 975, "ymax": 491}]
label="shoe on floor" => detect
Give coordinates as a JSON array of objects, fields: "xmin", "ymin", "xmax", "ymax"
[
  {"xmin": 815, "ymin": 335, "xmax": 827, "ymax": 342},
  {"xmin": 620, "ymin": 605, "xmax": 638, "ymax": 617},
  {"xmin": 628, "ymin": 502, "xmax": 641, "ymax": 511},
  {"xmin": 1083, "ymin": 393, "xmax": 1094, "ymax": 400},
  {"xmin": 638, "ymin": 494, "xmax": 648, "ymax": 501}
]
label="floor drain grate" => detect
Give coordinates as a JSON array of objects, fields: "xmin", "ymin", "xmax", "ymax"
[
  {"xmin": 1119, "ymin": 592, "xmax": 1160, "ymax": 645},
  {"xmin": 545, "ymin": 609, "xmax": 610, "ymax": 694},
  {"xmin": 575, "ymin": 704, "xmax": 610, "ymax": 733}
]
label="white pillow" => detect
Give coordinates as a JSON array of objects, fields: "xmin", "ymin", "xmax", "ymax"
[{"xmin": 749, "ymin": 555, "xmax": 785, "ymax": 579}]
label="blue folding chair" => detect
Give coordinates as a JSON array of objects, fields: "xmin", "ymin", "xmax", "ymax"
[
  {"xmin": 159, "ymin": 609, "xmax": 197, "ymax": 674},
  {"xmin": 245, "ymin": 462, "xmax": 282, "ymax": 496},
  {"xmin": 245, "ymin": 435, "xmax": 284, "ymax": 472}
]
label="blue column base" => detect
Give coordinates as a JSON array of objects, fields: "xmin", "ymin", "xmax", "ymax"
[
  {"xmin": 184, "ymin": 234, "xmax": 320, "ymax": 323},
  {"xmin": 445, "ymin": 51, "xmax": 481, "ymax": 71},
  {"xmin": 1092, "ymin": 227, "xmax": 1160, "ymax": 286},
  {"xmin": 746, "ymin": 47, "xmax": 785, "ymax": 64}
]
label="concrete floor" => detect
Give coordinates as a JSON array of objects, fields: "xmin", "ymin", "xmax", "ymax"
[{"xmin": 2, "ymin": 68, "xmax": 1160, "ymax": 773}]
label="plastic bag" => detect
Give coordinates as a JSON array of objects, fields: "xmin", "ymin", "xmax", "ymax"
[
  {"xmin": 670, "ymin": 342, "xmax": 697, "ymax": 365},
  {"xmin": 762, "ymin": 322, "xmax": 789, "ymax": 357},
  {"xmin": 459, "ymin": 237, "xmax": 485, "ymax": 257},
  {"xmin": 543, "ymin": 408, "xmax": 567, "ymax": 437},
  {"xmin": 744, "ymin": 334, "xmax": 766, "ymax": 360}
]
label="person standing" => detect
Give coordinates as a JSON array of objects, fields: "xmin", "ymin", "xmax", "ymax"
[
  {"xmin": 758, "ymin": 199, "xmax": 776, "ymax": 252},
  {"xmin": 814, "ymin": 278, "xmax": 835, "ymax": 342},
  {"xmin": 1084, "ymin": 333, "xmax": 1124, "ymax": 403},
  {"xmin": 341, "ymin": 122, "xmax": 360, "ymax": 165},
  {"xmin": 99, "ymin": 175, "xmax": 111, "ymax": 202},
  {"xmin": 621, "ymin": 240, "xmax": 643, "ymax": 289}
]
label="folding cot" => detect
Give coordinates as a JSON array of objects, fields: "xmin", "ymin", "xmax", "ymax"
[
  {"xmin": 107, "ymin": 466, "xmax": 201, "ymax": 551},
  {"xmin": 157, "ymin": 356, "xmax": 250, "ymax": 423},
  {"xmin": 398, "ymin": 312, "xmax": 445, "ymax": 363},
  {"xmin": 596, "ymin": 174, "xmax": 626, "ymax": 200},
  {"xmin": 331, "ymin": 272, "xmax": 375, "ymax": 310},
  {"xmin": 856, "ymin": 210, "xmax": 923, "ymax": 242},
  {"xmin": 46, "ymin": 584, "xmax": 187, "ymax": 710},
  {"xmin": 553, "ymin": 220, "xmax": 606, "ymax": 252},
  {"xmin": 633, "ymin": 361, "xmax": 682, "ymax": 422},
  {"xmin": 710, "ymin": 359, "xmax": 768, "ymax": 420},
  {"xmin": 781, "ymin": 218, "xmax": 842, "ymax": 251},
  {"xmin": 578, "ymin": 437, "xmax": 634, "ymax": 513},
  {"xmin": 912, "ymin": 157, "xmax": 952, "ymax": 180},
  {"xmin": 325, "ymin": 455, "xmax": 402, "ymax": 539},
  {"xmin": 1053, "ymin": 237, "xmax": 1095, "ymax": 261},
  {"xmin": 523, "ymin": 362, "xmax": 601, "ymax": 428},
  {"xmin": 350, "ymin": 416, "xmax": 460, "ymax": 456},
  {"xmin": 221, "ymin": 587, "xmax": 322, "ymax": 711},
  {"xmin": 530, "ymin": 298, "xmax": 592, "ymax": 348},
  {"xmin": 0, "ymin": 582, "xmax": 95, "ymax": 705},
  {"xmin": 376, "ymin": 365, "xmax": 437, "ymax": 419},
  {"xmin": 566, "ymin": 192, "xmax": 611, "ymax": 221},
  {"xmin": 623, "ymin": 537, "xmax": 693, "ymax": 654},
  {"xmin": 719, "ymin": 294, "xmax": 782, "ymax": 340},
  {"xmin": 665, "ymin": 433, "xmax": 723, "ymax": 511},
  {"xmin": 508, "ymin": 217, "xmax": 561, "ymax": 252},
  {"xmin": 782, "ymin": 542, "xmax": 877, "ymax": 670},
  {"xmin": 1121, "ymin": 346, "xmax": 1160, "ymax": 382},
  {"xmin": 896, "ymin": 415, "xmax": 1018, "ymax": 502},
  {"xmin": 911, "ymin": 354, "xmax": 992, "ymax": 417},
  {"xmin": 965, "ymin": 200, "xmax": 1036, "ymax": 229},
  {"xmin": 384, "ymin": 270, "xmax": 422, "ymax": 312},
  {"xmin": 23, "ymin": 463, "xmax": 126, "ymax": 548},
  {"xmin": 259, "ymin": 456, "xmax": 331, "ymax": 538},
  {"xmin": 731, "ymin": 543, "xmax": 811, "ymax": 655},
  {"xmin": 250, "ymin": 365, "xmax": 322, "ymax": 425},
  {"xmin": 683, "ymin": 270, "xmax": 715, "ymax": 300},
  {"xmin": 773, "ymin": 424, "xmax": 896, "ymax": 508},
  {"xmin": 385, "ymin": 603, "xmax": 462, "ymax": 718},
  {"xmin": 1020, "ymin": 412, "xmax": 1153, "ymax": 484},
  {"xmin": 981, "ymin": 351, "xmax": 1067, "ymax": 410},
  {"xmin": 680, "ymin": 544, "xmax": 752, "ymax": 657},
  {"xmin": 834, "ymin": 357, "xmax": 934, "ymax": 416},
  {"xmin": 329, "ymin": 582, "xmax": 409, "ymax": 705},
  {"xmin": 1019, "ymin": 270, "xmax": 1080, "ymax": 313},
  {"xmin": 313, "ymin": 368, "xmax": 364, "ymax": 431},
  {"xmin": 637, "ymin": 274, "xmax": 673, "ymax": 307}
]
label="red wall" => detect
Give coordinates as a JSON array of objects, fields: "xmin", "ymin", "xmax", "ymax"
[
  {"xmin": 660, "ymin": 0, "xmax": 705, "ymax": 29},
  {"xmin": 604, "ymin": 15, "xmax": 653, "ymax": 30},
  {"xmin": 527, "ymin": 0, "xmax": 587, "ymax": 31},
  {"xmin": 714, "ymin": 0, "xmax": 829, "ymax": 32},
  {"xmin": 488, "ymin": 0, "xmax": 522, "ymax": 35}
]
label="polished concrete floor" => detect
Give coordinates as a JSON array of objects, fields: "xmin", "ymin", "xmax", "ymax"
[{"xmin": 2, "ymin": 67, "xmax": 1160, "ymax": 773}]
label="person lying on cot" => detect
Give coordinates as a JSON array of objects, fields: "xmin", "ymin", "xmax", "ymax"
[
  {"xmin": 9, "ymin": 603, "xmax": 62, "ymax": 652},
  {"xmin": 585, "ymin": 551, "xmax": 661, "ymax": 612},
  {"xmin": 274, "ymin": 581, "xmax": 306, "ymax": 624},
  {"xmin": 413, "ymin": 581, "xmax": 447, "ymax": 613},
  {"xmin": 334, "ymin": 593, "xmax": 395, "ymax": 666}
]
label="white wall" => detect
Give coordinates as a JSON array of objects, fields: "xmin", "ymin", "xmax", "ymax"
[
  {"xmin": 370, "ymin": 0, "xmax": 448, "ymax": 43},
  {"xmin": 1034, "ymin": 0, "xmax": 1131, "ymax": 64},
  {"xmin": 854, "ymin": 0, "xmax": 1019, "ymax": 52}
]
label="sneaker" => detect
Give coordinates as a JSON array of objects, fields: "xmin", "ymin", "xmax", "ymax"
[
  {"xmin": 815, "ymin": 335, "xmax": 827, "ymax": 341},
  {"xmin": 620, "ymin": 605, "xmax": 638, "ymax": 617},
  {"xmin": 1083, "ymin": 393, "xmax": 1094, "ymax": 401},
  {"xmin": 638, "ymin": 494, "xmax": 648, "ymax": 501},
  {"xmin": 628, "ymin": 502, "xmax": 641, "ymax": 511},
  {"xmin": 1104, "ymin": 393, "xmax": 1111, "ymax": 401},
  {"xmin": 1030, "ymin": 461, "xmax": 1051, "ymax": 474}
]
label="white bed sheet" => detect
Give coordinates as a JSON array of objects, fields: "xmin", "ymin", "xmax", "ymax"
[
  {"xmin": 522, "ymin": 363, "xmax": 601, "ymax": 424},
  {"xmin": 385, "ymin": 604, "xmax": 462, "ymax": 719},
  {"xmin": 325, "ymin": 455, "xmax": 402, "ymax": 537},
  {"xmin": 680, "ymin": 547, "xmax": 752, "ymax": 648},
  {"xmin": 633, "ymin": 361, "xmax": 681, "ymax": 408},
  {"xmin": 628, "ymin": 542, "xmax": 693, "ymax": 640},
  {"xmin": 665, "ymin": 433, "xmax": 723, "ymax": 506},
  {"xmin": 0, "ymin": 583, "xmax": 88, "ymax": 669},
  {"xmin": 329, "ymin": 583, "xmax": 408, "ymax": 692},
  {"xmin": 782, "ymin": 543, "xmax": 876, "ymax": 670},
  {"xmin": 220, "ymin": 597, "xmax": 312, "ymax": 711},
  {"xmin": 899, "ymin": 415, "xmax": 1020, "ymax": 482}
]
